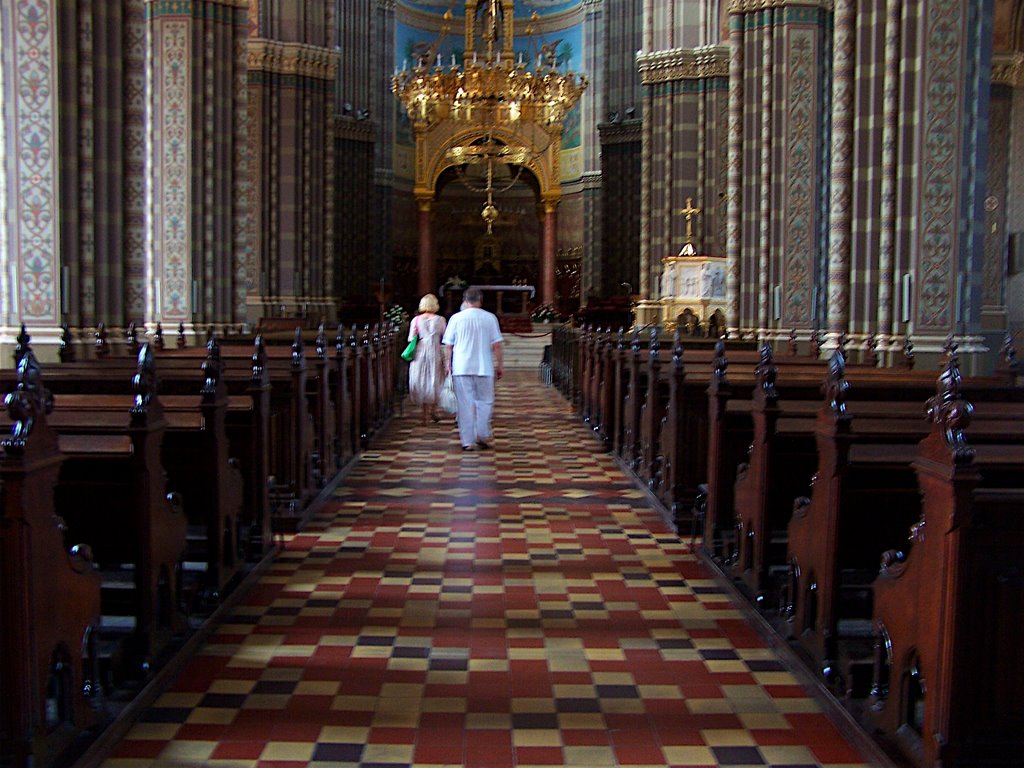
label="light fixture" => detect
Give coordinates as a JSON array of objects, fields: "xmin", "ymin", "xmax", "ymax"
[{"xmin": 391, "ymin": 2, "xmax": 588, "ymax": 231}]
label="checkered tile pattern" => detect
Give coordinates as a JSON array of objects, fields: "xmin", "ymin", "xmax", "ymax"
[{"xmin": 102, "ymin": 372, "xmax": 870, "ymax": 767}]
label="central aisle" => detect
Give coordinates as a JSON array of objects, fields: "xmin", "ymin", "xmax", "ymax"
[{"xmin": 103, "ymin": 372, "xmax": 870, "ymax": 768}]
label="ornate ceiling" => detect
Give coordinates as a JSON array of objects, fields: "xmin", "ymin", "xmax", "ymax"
[{"xmin": 397, "ymin": 1, "xmax": 580, "ymax": 19}]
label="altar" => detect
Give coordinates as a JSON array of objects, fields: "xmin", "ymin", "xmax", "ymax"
[{"xmin": 440, "ymin": 283, "xmax": 535, "ymax": 316}]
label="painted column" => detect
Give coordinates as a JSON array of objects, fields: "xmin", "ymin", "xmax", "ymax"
[
  {"xmin": 826, "ymin": 0, "xmax": 855, "ymax": 343},
  {"xmin": 148, "ymin": 6, "xmax": 193, "ymax": 328},
  {"xmin": 542, "ymin": 198, "xmax": 559, "ymax": 306},
  {"xmin": 416, "ymin": 195, "xmax": 435, "ymax": 297},
  {"xmin": 0, "ymin": 0, "xmax": 63, "ymax": 356},
  {"xmin": 725, "ymin": 9, "xmax": 743, "ymax": 335},
  {"xmin": 757, "ymin": 10, "xmax": 773, "ymax": 334},
  {"xmin": 878, "ymin": 0, "xmax": 902, "ymax": 343}
]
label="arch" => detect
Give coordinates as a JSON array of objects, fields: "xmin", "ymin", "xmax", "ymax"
[{"xmin": 422, "ymin": 124, "xmax": 558, "ymax": 199}]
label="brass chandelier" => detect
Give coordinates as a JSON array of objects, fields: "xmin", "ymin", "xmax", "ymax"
[{"xmin": 391, "ymin": 2, "xmax": 588, "ymax": 135}]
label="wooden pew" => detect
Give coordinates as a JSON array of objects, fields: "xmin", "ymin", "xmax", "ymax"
[
  {"xmin": 50, "ymin": 346, "xmax": 187, "ymax": 677},
  {"xmin": 870, "ymin": 362, "xmax": 1024, "ymax": 767},
  {"xmin": 0, "ymin": 351, "xmax": 103, "ymax": 768},
  {"xmin": 784, "ymin": 351, "xmax": 1024, "ymax": 689},
  {"xmin": 4, "ymin": 337, "xmax": 274, "ymax": 554},
  {"xmin": 47, "ymin": 337, "xmax": 245, "ymax": 600}
]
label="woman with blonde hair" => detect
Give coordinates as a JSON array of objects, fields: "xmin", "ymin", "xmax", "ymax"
[{"xmin": 407, "ymin": 293, "xmax": 447, "ymax": 424}]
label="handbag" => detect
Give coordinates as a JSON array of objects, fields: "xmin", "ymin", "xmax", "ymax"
[
  {"xmin": 400, "ymin": 318, "xmax": 418, "ymax": 362},
  {"xmin": 439, "ymin": 374, "xmax": 457, "ymax": 413},
  {"xmin": 400, "ymin": 335, "xmax": 418, "ymax": 362}
]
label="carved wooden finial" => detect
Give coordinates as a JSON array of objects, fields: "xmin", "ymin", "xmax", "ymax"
[
  {"xmin": 13, "ymin": 323, "xmax": 31, "ymax": 366},
  {"xmin": 672, "ymin": 328, "xmax": 684, "ymax": 367},
  {"xmin": 926, "ymin": 350, "xmax": 975, "ymax": 463},
  {"xmin": 788, "ymin": 329, "xmax": 798, "ymax": 357},
  {"xmin": 996, "ymin": 331, "xmax": 1018, "ymax": 383},
  {"xmin": 713, "ymin": 338, "xmax": 728, "ymax": 383},
  {"xmin": 176, "ymin": 321, "xmax": 187, "ymax": 349},
  {"xmin": 335, "ymin": 323, "xmax": 346, "ymax": 352},
  {"xmin": 154, "ymin": 322, "xmax": 165, "ymax": 351},
  {"xmin": 316, "ymin": 322, "xmax": 327, "ymax": 359},
  {"xmin": 251, "ymin": 334, "xmax": 267, "ymax": 384},
  {"xmin": 616, "ymin": 326, "xmax": 626, "ymax": 351},
  {"xmin": 292, "ymin": 327, "xmax": 305, "ymax": 366},
  {"xmin": 2, "ymin": 350, "xmax": 53, "ymax": 454},
  {"xmin": 202, "ymin": 331, "xmax": 222, "ymax": 397},
  {"xmin": 349, "ymin": 323, "xmax": 359, "ymax": 348},
  {"xmin": 649, "ymin": 326, "xmax": 660, "ymax": 360},
  {"xmin": 59, "ymin": 323, "xmax": 75, "ymax": 363},
  {"xmin": 755, "ymin": 343, "xmax": 778, "ymax": 399},
  {"xmin": 811, "ymin": 329, "xmax": 824, "ymax": 358},
  {"xmin": 902, "ymin": 334, "xmax": 915, "ymax": 369},
  {"xmin": 866, "ymin": 332, "xmax": 880, "ymax": 367},
  {"xmin": 126, "ymin": 321, "xmax": 139, "ymax": 350},
  {"xmin": 95, "ymin": 322, "xmax": 110, "ymax": 357},
  {"xmin": 824, "ymin": 348, "xmax": 850, "ymax": 416},
  {"xmin": 131, "ymin": 343, "xmax": 158, "ymax": 419},
  {"xmin": 630, "ymin": 326, "xmax": 641, "ymax": 354},
  {"xmin": 362, "ymin": 324, "xmax": 371, "ymax": 347}
]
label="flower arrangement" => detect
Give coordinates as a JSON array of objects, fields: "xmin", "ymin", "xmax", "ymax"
[
  {"xmin": 531, "ymin": 303, "xmax": 562, "ymax": 323},
  {"xmin": 384, "ymin": 304, "xmax": 410, "ymax": 325},
  {"xmin": 444, "ymin": 275, "xmax": 468, "ymax": 290}
]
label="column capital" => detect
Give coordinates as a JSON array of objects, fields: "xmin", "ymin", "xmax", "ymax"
[
  {"xmin": 541, "ymin": 195, "xmax": 561, "ymax": 214},
  {"xmin": 414, "ymin": 193, "xmax": 433, "ymax": 212}
]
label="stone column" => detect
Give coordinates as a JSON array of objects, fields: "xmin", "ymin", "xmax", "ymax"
[
  {"xmin": 877, "ymin": 0, "xmax": 902, "ymax": 344},
  {"xmin": 826, "ymin": 0, "xmax": 855, "ymax": 344},
  {"xmin": 757, "ymin": 10, "xmax": 774, "ymax": 334},
  {"xmin": 417, "ymin": 195, "xmax": 434, "ymax": 297},
  {"xmin": 542, "ymin": 198, "xmax": 560, "ymax": 305},
  {"xmin": 725, "ymin": 9, "xmax": 743, "ymax": 335}
]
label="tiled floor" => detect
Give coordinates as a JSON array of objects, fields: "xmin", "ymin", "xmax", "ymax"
[{"xmin": 102, "ymin": 372, "xmax": 871, "ymax": 767}]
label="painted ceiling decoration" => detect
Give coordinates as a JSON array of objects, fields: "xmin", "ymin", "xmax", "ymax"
[{"xmin": 397, "ymin": 1, "xmax": 580, "ymax": 18}]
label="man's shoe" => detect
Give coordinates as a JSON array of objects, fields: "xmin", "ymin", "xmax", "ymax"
[
  {"xmin": 476, "ymin": 440, "xmax": 491, "ymax": 450},
  {"xmin": 461, "ymin": 445, "xmax": 476, "ymax": 452}
]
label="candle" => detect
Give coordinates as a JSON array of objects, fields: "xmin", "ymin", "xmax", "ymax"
[
  {"xmin": 773, "ymin": 285, "xmax": 782, "ymax": 321},
  {"xmin": 451, "ymin": 53, "xmax": 456, "ymax": 67},
  {"xmin": 901, "ymin": 273, "xmax": 912, "ymax": 323},
  {"xmin": 155, "ymin": 278, "xmax": 162, "ymax": 313},
  {"xmin": 61, "ymin": 265, "xmax": 70, "ymax": 310},
  {"xmin": 436, "ymin": 53, "xmax": 441, "ymax": 68},
  {"xmin": 955, "ymin": 272, "xmax": 964, "ymax": 324}
]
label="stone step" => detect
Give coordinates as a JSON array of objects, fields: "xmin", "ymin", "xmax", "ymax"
[{"xmin": 501, "ymin": 330, "xmax": 552, "ymax": 369}]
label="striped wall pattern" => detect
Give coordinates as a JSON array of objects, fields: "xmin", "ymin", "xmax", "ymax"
[
  {"xmin": 247, "ymin": 32, "xmax": 338, "ymax": 319},
  {"xmin": 638, "ymin": 48, "xmax": 728, "ymax": 301}
]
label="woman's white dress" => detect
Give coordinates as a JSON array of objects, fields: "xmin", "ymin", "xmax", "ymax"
[{"xmin": 408, "ymin": 313, "xmax": 447, "ymax": 405}]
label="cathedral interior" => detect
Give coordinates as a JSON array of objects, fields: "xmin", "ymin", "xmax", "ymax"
[
  {"xmin": 1, "ymin": 0, "xmax": 1023, "ymax": 361},
  {"xmin": 1, "ymin": 2, "xmax": 1024, "ymax": 768}
]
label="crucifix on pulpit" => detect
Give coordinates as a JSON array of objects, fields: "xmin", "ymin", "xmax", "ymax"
[{"xmin": 677, "ymin": 197, "xmax": 701, "ymax": 255}]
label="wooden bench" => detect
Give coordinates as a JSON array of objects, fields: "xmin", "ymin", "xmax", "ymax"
[
  {"xmin": 869, "ymin": 364, "xmax": 1024, "ymax": 766},
  {"xmin": 47, "ymin": 337, "xmax": 245, "ymax": 601},
  {"xmin": 780, "ymin": 352, "xmax": 1024, "ymax": 683},
  {"xmin": 42, "ymin": 347, "xmax": 186, "ymax": 679},
  {"xmin": 0, "ymin": 351, "xmax": 103, "ymax": 767}
]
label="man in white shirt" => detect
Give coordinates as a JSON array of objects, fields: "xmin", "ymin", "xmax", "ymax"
[{"xmin": 442, "ymin": 287, "xmax": 504, "ymax": 451}]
